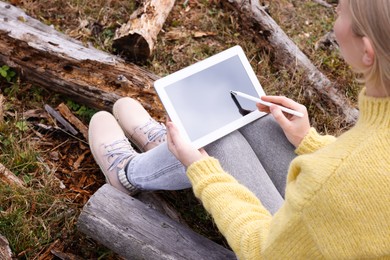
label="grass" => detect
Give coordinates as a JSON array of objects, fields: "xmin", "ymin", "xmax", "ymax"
[
  {"xmin": 0, "ymin": 181, "xmax": 113, "ymax": 258},
  {"xmin": 0, "ymin": 88, "xmax": 62, "ymax": 257},
  {"xmin": 0, "ymin": 80, "xmax": 113, "ymax": 258},
  {"xmin": 0, "ymin": 184, "xmax": 69, "ymax": 254},
  {"xmin": 0, "ymin": 0, "xmax": 360, "ymax": 258}
]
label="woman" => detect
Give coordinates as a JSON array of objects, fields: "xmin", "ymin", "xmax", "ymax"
[{"xmin": 89, "ymin": 0, "xmax": 390, "ymax": 258}]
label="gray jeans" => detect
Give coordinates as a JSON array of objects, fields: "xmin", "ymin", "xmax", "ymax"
[{"xmin": 125, "ymin": 115, "xmax": 296, "ymax": 214}]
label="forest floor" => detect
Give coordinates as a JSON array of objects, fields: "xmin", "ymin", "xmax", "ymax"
[{"xmin": 0, "ymin": 0, "xmax": 359, "ymax": 259}]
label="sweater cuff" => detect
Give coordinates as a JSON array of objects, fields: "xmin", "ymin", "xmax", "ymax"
[
  {"xmin": 295, "ymin": 127, "xmax": 336, "ymax": 155},
  {"xmin": 187, "ymin": 157, "xmax": 231, "ymax": 185}
]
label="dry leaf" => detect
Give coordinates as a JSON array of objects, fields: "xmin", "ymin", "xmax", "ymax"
[
  {"xmin": 192, "ymin": 31, "xmax": 217, "ymax": 38},
  {"xmin": 165, "ymin": 29, "xmax": 189, "ymax": 41}
]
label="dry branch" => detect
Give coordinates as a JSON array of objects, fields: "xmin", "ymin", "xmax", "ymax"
[
  {"xmin": 0, "ymin": 1, "xmax": 165, "ymax": 121},
  {"xmin": 312, "ymin": 0, "xmax": 333, "ymax": 8},
  {"xmin": 228, "ymin": 0, "xmax": 358, "ymax": 124},
  {"xmin": 44, "ymin": 104, "xmax": 78, "ymax": 135},
  {"xmin": 0, "ymin": 163, "xmax": 24, "ymax": 187},
  {"xmin": 0, "ymin": 2, "xmax": 192, "ymax": 250},
  {"xmin": 0, "ymin": 94, "xmax": 4, "ymax": 124},
  {"xmin": 57, "ymin": 103, "xmax": 89, "ymax": 140},
  {"xmin": 77, "ymin": 184, "xmax": 236, "ymax": 260},
  {"xmin": 0, "ymin": 1, "xmax": 359, "ymax": 257},
  {"xmin": 114, "ymin": 0, "xmax": 176, "ymax": 62},
  {"xmin": 0, "ymin": 0, "xmax": 357, "ymax": 124}
]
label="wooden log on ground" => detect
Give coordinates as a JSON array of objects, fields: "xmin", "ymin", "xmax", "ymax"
[
  {"xmin": 113, "ymin": 0, "xmax": 176, "ymax": 62},
  {"xmin": 77, "ymin": 184, "xmax": 236, "ymax": 260},
  {"xmin": 0, "ymin": 1, "xmax": 184, "ymax": 227},
  {"xmin": 0, "ymin": 1, "xmax": 165, "ymax": 121},
  {"xmin": 228, "ymin": 0, "xmax": 358, "ymax": 124},
  {"xmin": 0, "ymin": 1, "xmax": 357, "ymax": 124}
]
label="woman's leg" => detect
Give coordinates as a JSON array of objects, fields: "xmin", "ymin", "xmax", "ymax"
[
  {"xmin": 205, "ymin": 131, "xmax": 284, "ymax": 214},
  {"xmin": 238, "ymin": 115, "xmax": 296, "ymax": 197},
  {"xmin": 127, "ymin": 130, "xmax": 284, "ymax": 214},
  {"xmin": 126, "ymin": 143, "xmax": 190, "ymax": 191}
]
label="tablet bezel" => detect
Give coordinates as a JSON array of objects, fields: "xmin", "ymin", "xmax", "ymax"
[{"xmin": 154, "ymin": 45, "xmax": 267, "ymax": 149}]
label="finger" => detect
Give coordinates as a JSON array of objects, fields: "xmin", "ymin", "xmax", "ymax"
[
  {"xmin": 199, "ymin": 148, "xmax": 208, "ymax": 156},
  {"xmin": 256, "ymin": 103, "xmax": 271, "ymax": 113},
  {"xmin": 269, "ymin": 105, "xmax": 292, "ymax": 129},
  {"xmin": 167, "ymin": 122, "xmax": 180, "ymax": 142},
  {"xmin": 261, "ymin": 96, "xmax": 301, "ymax": 110},
  {"xmin": 166, "ymin": 122, "xmax": 179, "ymax": 152},
  {"xmin": 167, "ymin": 121, "xmax": 187, "ymax": 150},
  {"xmin": 166, "ymin": 123, "xmax": 174, "ymax": 149}
]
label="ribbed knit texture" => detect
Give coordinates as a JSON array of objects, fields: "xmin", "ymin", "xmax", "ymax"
[{"xmin": 186, "ymin": 89, "xmax": 390, "ymax": 259}]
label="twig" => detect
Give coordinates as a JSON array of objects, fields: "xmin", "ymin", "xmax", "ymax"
[
  {"xmin": 57, "ymin": 103, "xmax": 88, "ymax": 141},
  {"xmin": 44, "ymin": 104, "xmax": 78, "ymax": 135},
  {"xmin": 0, "ymin": 163, "xmax": 25, "ymax": 187},
  {"xmin": 312, "ymin": 0, "xmax": 333, "ymax": 8},
  {"xmin": 0, "ymin": 94, "xmax": 4, "ymax": 124}
]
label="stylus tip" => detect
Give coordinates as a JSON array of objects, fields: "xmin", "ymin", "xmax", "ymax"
[{"xmin": 230, "ymin": 90, "xmax": 237, "ymax": 95}]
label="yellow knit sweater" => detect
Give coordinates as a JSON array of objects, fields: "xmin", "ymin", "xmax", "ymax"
[{"xmin": 186, "ymin": 90, "xmax": 390, "ymax": 259}]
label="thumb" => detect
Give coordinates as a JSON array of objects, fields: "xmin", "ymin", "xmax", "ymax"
[
  {"xmin": 167, "ymin": 122, "xmax": 188, "ymax": 148},
  {"xmin": 167, "ymin": 122, "xmax": 180, "ymax": 148},
  {"xmin": 199, "ymin": 148, "xmax": 208, "ymax": 156}
]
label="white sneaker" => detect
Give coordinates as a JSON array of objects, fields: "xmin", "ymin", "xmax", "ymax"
[
  {"xmin": 88, "ymin": 111, "xmax": 139, "ymax": 195},
  {"xmin": 113, "ymin": 97, "xmax": 167, "ymax": 152}
]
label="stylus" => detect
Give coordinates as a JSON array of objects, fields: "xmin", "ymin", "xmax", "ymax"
[{"xmin": 230, "ymin": 90, "xmax": 304, "ymax": 118}]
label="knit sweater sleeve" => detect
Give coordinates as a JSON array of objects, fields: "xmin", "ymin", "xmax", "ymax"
[
  {"xmin": 186, "ymin": 157, "xmax": 272, "ymax": 259},
  {"xmin": 295, "ymin": 127, "xmax": 336, "ymax": 155}
]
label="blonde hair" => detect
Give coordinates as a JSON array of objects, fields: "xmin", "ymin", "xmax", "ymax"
[{"xmin": 349, "ymin": 0, "xmax": 390, "ymax": 94}]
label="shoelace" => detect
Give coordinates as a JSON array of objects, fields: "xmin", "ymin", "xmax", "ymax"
[
  {"xmin": 105, "ymin": 138, "xmax": 136, "ymax": 171},
  {"xmin": 140, "ymin": 119, "xmax": 167, "ymax": 145}
]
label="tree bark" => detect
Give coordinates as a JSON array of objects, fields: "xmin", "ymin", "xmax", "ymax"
[
  {"xmin": 113, "ymin": 0, "xmax": 176, "ymax": 62},
  {"xmin": 228, "ymin": 0, "xmax": 358, "ymax": 124},
  {"xmin": 0, "ymin": 1, "xmax": 165, "ymax": 121},
  {"xmin": 0, "ymin": 1, "xmax": 358, "ymax": 123},
  {"xmin": 0, "ymin": 0, "xmax": 184, "ymax": 232},
  {"xmin": 77, "ymin": 184, "xmax": 236, "ymax": 260}
]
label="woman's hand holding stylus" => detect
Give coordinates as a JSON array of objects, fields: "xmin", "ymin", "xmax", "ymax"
[
  {"xmin": 166, "ymin": 119, "xmax": 209, "ymax": 167},
  {"xmin": 257, "ymin": 96, "xmax": 311, "ymax": 147}
]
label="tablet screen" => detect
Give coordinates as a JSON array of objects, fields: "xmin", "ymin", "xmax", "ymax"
[{"xmin": 155, "ymin": 46, "xmax": 266, "ymax": 148}]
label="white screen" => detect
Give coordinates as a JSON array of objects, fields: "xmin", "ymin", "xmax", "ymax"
[
  {"xmin": 155, "ymin": 46, "xmax": 266, "ymax": 148},
  {"xmin": 165, "ymin": 55, "xmax": 260, "ymax": 141}
]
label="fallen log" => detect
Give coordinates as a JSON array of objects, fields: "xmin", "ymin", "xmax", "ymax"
[
  {"xmin": 0, "ymin": 0, "xmax": 357, "ymax": 124},
  {"xmin": 0, "ymin": 1, "xmax": 184, "ymax": 241},
  {"xmin": 228, "ymin": 0, "xmax": 358, "ymax": 124},
  {"xmin": 0, "ymin": 1, "xmax": 165, "ymax": 121},
  {"xmin": 0, "ymin": 1, "xmax": 357, "ymax": 257},
  {"xmin": 113, "ymin": 0, "xmax": 176, "ymax": 62},
  {"xmin": 78, "ymin": 184, "xmax": 236, "ymax": 260}
]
